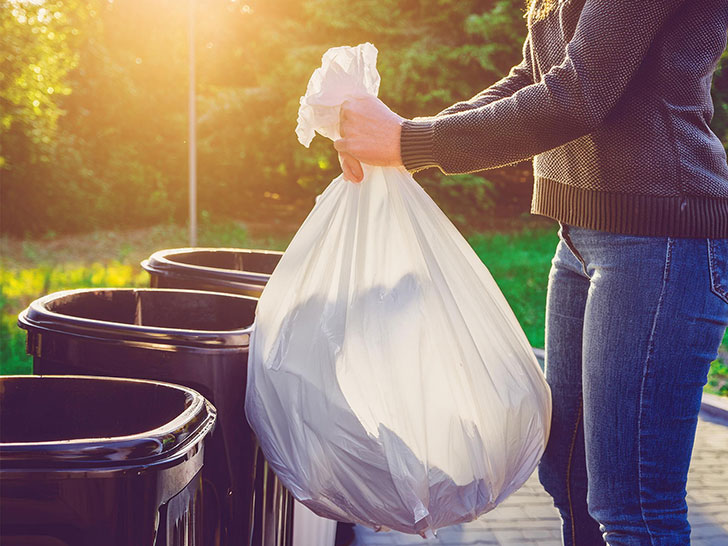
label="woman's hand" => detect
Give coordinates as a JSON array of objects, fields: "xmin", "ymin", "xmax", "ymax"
[
  {"xmin": 335, "ymin": 96, "xmax": 405, "ymax": 182},
  {"xmin": 338, "ymin": 151, "xmax": 364, "ymax": 183}
]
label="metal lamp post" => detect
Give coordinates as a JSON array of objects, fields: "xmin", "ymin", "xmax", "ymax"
[{"xmin": 188, "ymin": 0, "xmax": 197, "ymax": 246}]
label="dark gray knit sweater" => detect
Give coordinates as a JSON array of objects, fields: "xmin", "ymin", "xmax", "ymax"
[{"xmin": 400, "ymin": 0, "xmax": 728, "ymax": 237}]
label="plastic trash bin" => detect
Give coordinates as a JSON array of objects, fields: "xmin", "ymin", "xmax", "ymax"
[
  {"xmin": 18, "ymin": 288, "xmax": 292, "ymax": 546},
  {"xmin": 142, "ymin": 248, "xmax": 299, "ymax": 543},
  {"xmin": 0, "ymin": 374, "xmax": 216, "ymax": 546},
  {"xmin": 141, "ymin": 248, "xmax": 283, "ymax": 297}
]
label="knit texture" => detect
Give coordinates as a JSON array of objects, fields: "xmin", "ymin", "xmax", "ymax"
[{"xmin": 400, "ymin": 0, "xmax": 728, "ymax": 237}]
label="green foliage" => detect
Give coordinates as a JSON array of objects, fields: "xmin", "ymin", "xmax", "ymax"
[
  {"xmin": 1, "ymin": 0, "xmax": 535, "ymax": 235},
  {"xmin": 711, "ymin": 47, "xmax": 728, "ymax": 145},
  {"xmin": 202, "ymin": 0, "xmax": 536, "ymax": 222},
  {"xmin": 0, "ymin": 261, "xmax": 149, "ymax": 375},
  {"xmin": 0, "ymin": 0, "xmax": 92, "ymax": 234},
  {"xmin": 1, "ymin": 1, "xmax": 726, "ymax": 236},
  {"xmin": 0, "ymin": 313, "xmax": 29, "ymax": 375},
  {"xmin": 468, "ymin": 227, "xmax": 558, "ymax": 349},
  {"xmin": 421, "ymin": 172, "xmax": 496, "ymax": 227},
  {"xmin": 0, "ymin": 0, "xmax": 86, "ymax": 163},
  {"xmin": 707, "ymin": 358, "xmax": 728, "ymax": 397}
]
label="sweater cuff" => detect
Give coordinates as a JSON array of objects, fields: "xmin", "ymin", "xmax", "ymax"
[{"xmin": 400, "ymin": 119, "xmax": 436, "ymax": 172}]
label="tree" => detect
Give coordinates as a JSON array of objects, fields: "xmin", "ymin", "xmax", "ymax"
[
  {"xmin": 0, "ymin": 0, "xmax": 85, "ymax": 165},
  {"xmin": 3, "ymin": 1, "xmax": 726, "ymax": 236},
  {"xmin": 0, "ymin": 0, "xmax": 96, "ymax": 234}
]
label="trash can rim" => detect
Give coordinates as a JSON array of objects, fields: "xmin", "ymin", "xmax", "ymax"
[
  {"xmin": 0, "ymin": 374, "xmax": 217, "ymax": 466},
  {"xmin": 142, "ymin": 247, "xmax": 283, "ymax": 284},
  {"xmin": 17, "ymin": 288, "xmax": 255, "ymax": 348}
]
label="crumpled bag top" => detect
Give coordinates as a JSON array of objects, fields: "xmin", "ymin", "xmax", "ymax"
[{"xmin": 295, "ymin": 42, "xmax": 381, "ymax": 147}]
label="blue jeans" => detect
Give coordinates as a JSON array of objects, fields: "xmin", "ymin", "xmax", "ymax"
[{"xmin": 537, "ymin": 224, "xmax": 728, "ymax": 546}]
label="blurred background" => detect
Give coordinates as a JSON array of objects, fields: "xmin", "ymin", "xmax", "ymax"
[
  {"xmin": 0, "ymin": 0, "xmax": 554, "ymax": 236},
  {"xmin": 2, "ymin": 0, "xmax": 727, "ymax": 392}
]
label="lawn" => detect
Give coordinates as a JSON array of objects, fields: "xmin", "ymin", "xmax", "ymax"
[
  {"xmin": 1, "ymin": 221, "xmax": 726, "ymax": 396},
  {"xmin": 1, "ymin": 221, "xmax": 284, "ymax": 375}
]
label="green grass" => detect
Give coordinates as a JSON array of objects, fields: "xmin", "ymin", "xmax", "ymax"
[
  {"xmin": 468, "ymin": 228, "xmax": 558, "ymax": 350},
  {"xmin": 706, "ymin": 359, "xmax": 728, "ymax": 397},
  {"xmin": 0, "ymin": 263, "xmax": 149, "ymax": 375},
  {"xmin": 2, "ymin": 222, "xmax": 726, "ymax": 397},
  {"xmin": 1, "ymin": 220, "xmax": 290, "ymax": 376}
]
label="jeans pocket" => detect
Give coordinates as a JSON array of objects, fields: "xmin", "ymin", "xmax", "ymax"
[{"xmin": 708, "ymin": 239, "xmax": 728, "ymax": 304}]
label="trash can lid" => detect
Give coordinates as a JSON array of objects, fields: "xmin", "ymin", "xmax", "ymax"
[
  {"xmin": 0, "ymin": 375, "xmax": 216, "ymax": 469},
  {"xmin": 18, "ymin": 288, "xmax": 256, "ymax": 348},
  {"xmin": 141, "ymin": 247, "xmax": 282, "ymax": 285}
]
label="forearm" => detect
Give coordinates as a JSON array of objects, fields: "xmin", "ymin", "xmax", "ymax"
[
  {"xmin": 402, "ymin": 72, "xmax": 592, "ymax": 173},
  {"xmin": 402, "ymin": 0, "xmax": 687, "ymax": 174}
]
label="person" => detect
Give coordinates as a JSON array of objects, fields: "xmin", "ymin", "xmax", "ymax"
[{"xmin": 334, "ymin": 0, "xmax": 728, "ymax": 544}]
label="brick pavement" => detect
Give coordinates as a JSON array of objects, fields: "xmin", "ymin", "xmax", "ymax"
[{"xmin": 354, "ymin": 415, "xmax": 728, "ymax": 545}]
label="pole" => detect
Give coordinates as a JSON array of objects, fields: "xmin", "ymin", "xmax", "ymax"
[{"xmin": 188, "ymin": 0, "xmax": 197, "ymax": 246}]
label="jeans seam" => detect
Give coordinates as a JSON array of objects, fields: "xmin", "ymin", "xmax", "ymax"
[
  {"xmin": 637, "ymin": 237, "xmax": 674, "ymax": 545},
  {"xmin": 565, "ymin": 393, "xmax": 583, "ymax": 545},
  {"xmin": 561, "ymin": 225, "xmax": 589, "ymax": 277}
]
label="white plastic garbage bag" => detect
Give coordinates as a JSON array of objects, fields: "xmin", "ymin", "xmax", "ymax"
[
  {"xmin": 245, "ymin": 42, "xmax": 551, "ymax": 536},
  {"xmin": 293, "ymin": 501, "xmax": 338, "ymax": 546}
]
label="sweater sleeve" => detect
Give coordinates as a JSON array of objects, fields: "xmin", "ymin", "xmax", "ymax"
[
  {"xmin": 401, "ymin": 0, "xmax": 687, "ymax": 174},
  {"xmin": 435, "ymin": 35, "xmax": 535, "ymax": 117}
]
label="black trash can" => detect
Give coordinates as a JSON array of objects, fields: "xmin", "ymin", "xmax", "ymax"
[
  {"xmin": 0, "ymin": 374, "xmax": 216, "ymax": 546},
  {"xmin": 142, "ymin": 248, "xmax": 283, "ymax": 297},
  {"xmin": 142, "ymin": 248, "xmax": 300, "ymax": 543},
  {"xmin": 18, "ymin": 288, "xmax": 293, "ymax": 546}
]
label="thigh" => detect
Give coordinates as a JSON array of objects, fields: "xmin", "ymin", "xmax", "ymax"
[
  {"xmin": 538, "ymin": 232, "xmax": 591, "ymax": 501},
  {"xmin": 576, "ymin": 231, "xmax": 728, "ymax": 542},
  {"xmin": 544, "ymin": 236, "xmax": 590, "ymax": 391}
]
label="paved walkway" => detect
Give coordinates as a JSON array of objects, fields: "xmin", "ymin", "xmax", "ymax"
[{"xmin": 354, "ymin": 414, "xmax": 728, "ymax": 545}]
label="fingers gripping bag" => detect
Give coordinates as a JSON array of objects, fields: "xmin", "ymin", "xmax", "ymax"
[{"xmin": 245, "ymin": 43, "xmax": 552, "ymax": 536}]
